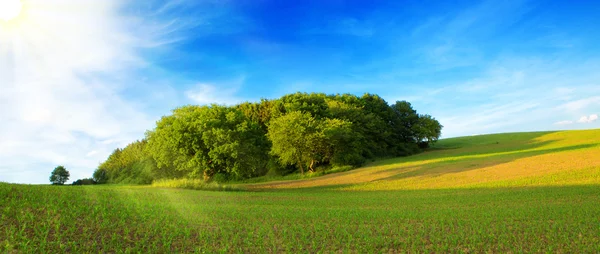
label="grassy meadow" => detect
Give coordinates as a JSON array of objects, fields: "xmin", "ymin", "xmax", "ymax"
[{"xmin": 2, "ymin": 129, "xmax": 600, "ymax": 252}]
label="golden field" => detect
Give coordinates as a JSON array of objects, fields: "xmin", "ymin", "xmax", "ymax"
[{"xmin": 252, "ymin": 129, "xmax": 600, "ymax": 190}]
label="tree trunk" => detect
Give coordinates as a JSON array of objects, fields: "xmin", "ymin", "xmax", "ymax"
[
  {"xmin": 203, "ymin": 169, "xmax": 214, "ymax": 181},
  {"xmin": 309, "ymin": 159, "xmax": 315, "ymax": 172}
]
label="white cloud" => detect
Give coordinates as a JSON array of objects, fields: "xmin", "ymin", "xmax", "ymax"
[
  {"xmin": 554, "ymin": 120, "xmax": 573, "ymax": 125},
  {"xmin": 0, "ymin": 0, "xmax": 187, "ymax": 184},
  {"xmin": 577, "ymin": 114, "xmax": 599, "ymax": 123},
  {"xmin": 185, "ymin": 77, "xmax": 246, "ymax": 105}
]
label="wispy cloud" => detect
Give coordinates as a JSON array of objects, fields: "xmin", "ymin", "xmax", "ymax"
[
  {"xmin": 0, "ymin": 0, "xmax": 197, "ymax": 183},
  {"xmin": 86, "ymin": 151, "xmax": 99, "ymax": 157},
  {"xmin": 412, "ymin": 0, "xmax": 531, "ymax": 69},
  {"xmin": 403, "ymin": 55, "xmax": 600, "ymax": 137},
  {"xmin": 3, "ymin": 0, "xmax": 600, "ymax": 184},
  {"xmin": 558, "ymin": 96, "xmax": 600, "ymax": 111},
  {"xmin": 185, "ymin": 76, "xmax": 247, "ymax": 105},
  {"xmin": 186, "ymin": 84, "xmax": 242, "ymax": 105},
  {"xmin": 554, "ymin": 120, "xmax": 574, "ymax": 125},
  {"xmin": 306, "ymin": 17, "xmax": 374, "ymax": 37}
]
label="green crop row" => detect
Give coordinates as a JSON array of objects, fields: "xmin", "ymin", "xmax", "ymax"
[{"xmin": 2, "ymin": 183, "xmax": 599, "ymax": 253}]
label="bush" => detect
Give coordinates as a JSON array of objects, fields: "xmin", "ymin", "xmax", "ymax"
[
  {"xmin": 151, "ymin": 179, "xmax": 242, "ymax": 191},
  {"xmin": 212, "ymin": 173, "xmax": 229, "ymax": 183},
  {"xmin": 72, "ymin": 178, "xmax": 96, "ymax": 185},
  {"xmin": 92, "ymin": 168, "xmax": 108, "ymax": 184}
]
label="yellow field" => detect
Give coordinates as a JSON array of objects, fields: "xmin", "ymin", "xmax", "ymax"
[{"xmin": 252, "ymin": 129, "xmax": 600, "ymax": 190}]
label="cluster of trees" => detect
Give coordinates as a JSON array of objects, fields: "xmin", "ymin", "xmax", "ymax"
[{"xmin": 92, "ymin": 93, "xmax": 442, "ymax": 184}]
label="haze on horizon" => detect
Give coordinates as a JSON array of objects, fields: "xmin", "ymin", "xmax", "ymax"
[{"xmin": 1, "ymin": 0, "xmax": 599, "ymax": 184}]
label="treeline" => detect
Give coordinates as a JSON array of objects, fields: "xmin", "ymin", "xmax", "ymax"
[{"xmin": 93, "ymin": 93, "xmax": 442, "ymax": 184}]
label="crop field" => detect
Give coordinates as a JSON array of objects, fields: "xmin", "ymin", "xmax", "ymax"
[{"xmin": 2, "ymin": 129, "xmax": 600, "ymax": 252}]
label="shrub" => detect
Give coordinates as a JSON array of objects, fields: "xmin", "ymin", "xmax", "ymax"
[{"xmin": 151, "ymin": 179, "xmax": 242, "ymax": 191}]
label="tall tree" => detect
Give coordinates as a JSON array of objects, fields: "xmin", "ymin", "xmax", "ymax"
[
  {"xmin": 267, "ymin": 111, "xmax": 360, "ymax": 173},
  {"xmin": 320, "ymin": 118, "xmax": 364, "ymax": 167},
  {"xmin": 267, "ymin": 111, "xmax": 323, "ymax": 174},
  {"xmin": 145, "ymin": 105, "xmax": 212, "ymax": 178},
  {"xmin": 146, "ymin": 105, "xmax": 269, "ymax": 180},
  {"xmin": 391, "ymin": 100, "xmax": 420, "ymax": 143}
]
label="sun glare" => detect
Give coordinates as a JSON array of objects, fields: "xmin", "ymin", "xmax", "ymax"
[{"xmin": 0, "ymin": 0, "xmax": 22, "ymax": 21}]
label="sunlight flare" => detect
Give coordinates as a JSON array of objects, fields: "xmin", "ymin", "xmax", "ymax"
[{"xmin": 0, "ymin": 0, "xmax": 22, "ymax": 21}]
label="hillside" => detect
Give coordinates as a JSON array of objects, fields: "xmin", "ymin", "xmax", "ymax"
[
  {"xmin": 251, "ymin": 129, "xmax": 600, "ymax": 190},
  {"xmin": 2, "ymin": 129, "xmax": 599, "ymax": 252}
]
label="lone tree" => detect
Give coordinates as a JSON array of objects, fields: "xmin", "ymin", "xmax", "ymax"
[{"xmin": 49, "ymin": 165, "xmax": 70, "ymax": 185}]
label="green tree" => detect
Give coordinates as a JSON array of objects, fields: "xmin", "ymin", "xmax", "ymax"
[
  {"xmin": 413, "ymin": 114, "xmax": 443, "ymax": 147},
  {"xmin": 95, "ymin": 92, "xmax": 443, "ymax": 182},
  {"xmin": 360, "ymin": 94, "xmax": 398, "ymax": 156},
  {"xmin": 236, "ymin": 99, "xmax": 280, "ymax": 129},
  {"xmin": 49, "ymin": 165, "xmax": 70, "ymax": 185},
  {"xmin": 267, "ymin": 112, "xmax": 358, "ymax": 173},
  {"xmin": 321, "ymin": 118, "xmax": 365, "ymax": 166},
  {"xmin": 146, "ymin": 105, "xmax": 269, "ymax": 180},
  {"xmin": 391, "ymin": 100, "xmax": 419, "ymax": 143},
  {"xmin": 94, "ymin": 140, "xmax": 160, "ymax": 184},
  {"xmin": 280, "ymin": 92, "xmax": 329, "ymax": 119},
  {"xmin": 326, "ymin": 96, "xmax": 384, "ymax": 158},
  {"xmin": 267, "ymin": 111, "xmax": 322, "ymax": 174},
  {"xmin": 200, "ymin": 107, "xmax": 270, "ymax": 179},
  {"xmin": 145, "ymin": 105, "xmax": 211, "ymax": 178}
]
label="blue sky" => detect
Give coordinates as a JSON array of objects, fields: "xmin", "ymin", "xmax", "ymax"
[{"xmin": 1, "ymin": 0, "xmax": 599, "ymax": 184}]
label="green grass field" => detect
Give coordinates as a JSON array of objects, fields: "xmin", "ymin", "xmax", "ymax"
[{"xmin": 2, "ymin": 129, "xmax": 600, "ymax": 252}]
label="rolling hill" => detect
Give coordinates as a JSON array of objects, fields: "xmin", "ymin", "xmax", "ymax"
[
  {"xmin": 251, "ymin": 129, "xmax": 600, "ymax": 190},
  {"xmin": 2, "ymin": 129, "xmax": 599, "ymax": 252}
]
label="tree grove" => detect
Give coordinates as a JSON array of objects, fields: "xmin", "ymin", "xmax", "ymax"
[{"xmin": 94, "ymin": 92, "xmax": 443, "ymax": 183}]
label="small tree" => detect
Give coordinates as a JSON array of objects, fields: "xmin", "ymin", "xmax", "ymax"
[{"xmin": 49, "ymin": 165, "xmax": 70, "ymax": 185}]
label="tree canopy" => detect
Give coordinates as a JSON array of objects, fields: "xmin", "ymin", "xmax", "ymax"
[
  {"xmin": 50, "ymin": 165, "xmax": 70, "ymax": 185},
  {"xmin": 93, "ymin": 92, "xmax": 443, "ymax": 184}
]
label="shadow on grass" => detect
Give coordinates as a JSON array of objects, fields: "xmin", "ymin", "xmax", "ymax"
[
  {"xmin": 374, "ymin": 143, "xmax": 598, "ymax": 182},
  {"xmin": 248, "ymin": 130, "xmax": 600, "ymax": 191},
  {"xmin": 249, "ymin": 132, "xmax": 598, "ymax": 191},
  {"xmin": 370, "ymin": 131, "xmax": 559, "ymax": 168},
  {"xmin": 264, "ymin": 182, "xmax": 600, "ymax": 195}
]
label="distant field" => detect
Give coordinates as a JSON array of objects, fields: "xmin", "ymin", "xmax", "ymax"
[
  {"xmin": 253, "ymin": 129, "xmax": 600, "ymax": 190},
  {"xmin": 2, "ymin": 129, "xmax": 600, "ymax": 252}
]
